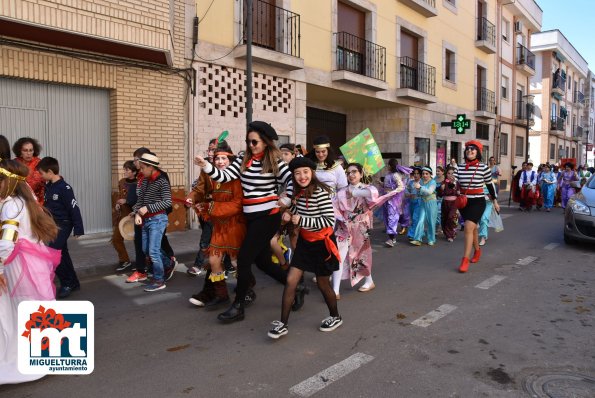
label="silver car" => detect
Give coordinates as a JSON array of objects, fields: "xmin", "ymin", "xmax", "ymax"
[{"xmin": 564, "ymin": 176, "xmax": 595, "ymax": 244}]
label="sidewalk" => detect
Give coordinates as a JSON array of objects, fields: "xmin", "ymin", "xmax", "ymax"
[{"xmin": 69, "ymin": 229, "xmax": 202, "ymax": 280}]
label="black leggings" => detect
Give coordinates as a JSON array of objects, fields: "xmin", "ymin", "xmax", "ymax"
[{"xmin": 235, "ymin": 211, "xmax": 287, "ymax": 303}]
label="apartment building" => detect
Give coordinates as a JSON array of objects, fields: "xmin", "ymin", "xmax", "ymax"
[
  {"xmin": 530, "ymin": 30, "xmax": 589, "ymax": 167},
  {"xmin": 0, "ymin": 0, "xmax": 192, "ymax": 233},
  {"xmin": 192, "ymin": 0, "xmax": 501, "ymax": 173},
  {"xmin": 496, "ymin": 0, "xmax": 541, "ymax": 191},
  {"xmin": 583, "ymin": 71, "xmax": 595, "ymax": 167}
]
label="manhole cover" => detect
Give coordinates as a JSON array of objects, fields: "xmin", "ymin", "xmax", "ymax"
[{"xmin": 524, "ymin": 372, "xmax": 595, "ymax": 397}]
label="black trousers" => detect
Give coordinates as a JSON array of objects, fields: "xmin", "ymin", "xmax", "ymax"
[
  {"xmin": 50, "ymin": 220, "xmax": 80, "ymax": 288},
  {"xmin": 235, "ymin": 211, "xmax": 287, "ymax": 303}
]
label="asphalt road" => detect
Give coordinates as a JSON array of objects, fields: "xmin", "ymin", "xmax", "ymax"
[{"xmin": 1, "ymin": 206, "xmax": 594, "ymax": 397}]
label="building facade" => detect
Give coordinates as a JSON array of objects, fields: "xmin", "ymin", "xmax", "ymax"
[
  {"xmin": 496, "ymin": 0, "xmax": 541, "ymax": 191},
  {"xmin": 192, "ymin": 0, "xmax": 503, "ymax": 178},
  {"xmin": 0, "ymin": 0, "xmax": 193, "ymax": 233},
  {"xmin": 530, "ymin": 30, "xmax": 589, "ymax": 168}
]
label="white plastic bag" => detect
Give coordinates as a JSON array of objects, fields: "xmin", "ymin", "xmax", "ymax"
[{"xmin": 488, "ymin": 207, "xmax": 504, "ymax": 232}]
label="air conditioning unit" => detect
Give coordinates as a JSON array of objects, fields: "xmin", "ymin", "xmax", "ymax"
[{"xmin": 514, "ymin": 21, "xmax": 523, "ymax": 33}]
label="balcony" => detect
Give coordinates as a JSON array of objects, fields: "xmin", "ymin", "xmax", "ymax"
[
  {"xmin": 515, "ymin": 100, "xmax": 535, "ymax": 126},
  {"xmin": 396, "ymin": 56, "xmax": 437, "ymax": 103},
  {"xmin": 573, "ymin": 125, "xmax": 584, "ymax": 141},
  {"xmin": 515, "ymin": 44, "xmax": 536, "ymax": 76},
  {"xmin": 552, "ymin": 73, "xmax": 565, "ymax": 96},
  {"xmin": 398, "ymin": 0, "xmax": 438, "ymax": 17},
  {"xmin": 475, "ymin": 87, "xmax": 496, "ymax": 119},
  {"xmin": 475, "ymin": 17, "xmax": 496, "ymax": 54},
  {"xmin": 574, "ymin": 91, "xmax": 585, "ymax": 108},
  {"xmin": 332, "ymin": 32, "xmax": 388, "ymax": 91},
  {"xmin": 550, "ymin": 116, "xmax": 565, "ymax": 135},
  {"xmin": 235, "ymin": 0, "xmax": 304, "ymax": 70}
]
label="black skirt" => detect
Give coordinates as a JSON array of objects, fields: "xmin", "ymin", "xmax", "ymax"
[
  {"xmin": 460, "ymin": 197, "xmax": 486, "ymax": 224},
  {"xmin": 291, "ymin": 234, "xmax": 340, "ymax": 277}
]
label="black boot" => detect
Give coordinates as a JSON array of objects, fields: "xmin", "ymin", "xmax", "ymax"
[
  {"xmin": 204, "ymin": 281, "xmax": 231, "ymax": 311},
  {"xmin": 291, "ymin": 283, "xmax": 309, "ymax": 312},
  {"xmin": 217, "ymin": 301, "xmax": 245, "ymax": 323}
]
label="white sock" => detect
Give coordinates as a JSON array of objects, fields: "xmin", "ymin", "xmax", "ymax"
[{"xmin": 332, "ymin": 264, "xmax": 342, "ymax": 294}]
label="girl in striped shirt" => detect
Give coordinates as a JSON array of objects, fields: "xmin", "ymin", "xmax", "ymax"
[
  {"xmin": 454, "ymin": 140, "xmax": 499, "ymax": 273},
  {"xmin": 268, "ymin": 157, "xmax": 342, "ymax": 339},
  {"xmin": 194, "ymin": 121, "xmax": 294, "ymax": 323}
]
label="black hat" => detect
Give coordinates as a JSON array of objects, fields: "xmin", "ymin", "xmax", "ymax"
[
  {"xmin": 288, "ymin": 157, "xmax": 317, "ymax": 173},
  {"xmin": 313, "ymin": 135, "xmax": 331, "ymax": 149},
  {"xmin": 248, "ymin": 121, "xmax": 278, "ymax": 141}
]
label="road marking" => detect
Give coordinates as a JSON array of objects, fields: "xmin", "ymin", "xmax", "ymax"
[
  {"xmin": 543, "ymin": 243, "xmax": 559, "ymax": 250},
  {"xmin": 289, "ymin": 353, "xmax": 374, "ymax": 397},
  {"xmin": 411, "ymin": 304, "xmax": 457, "ymax": 328},
  {"xmin": 500, "ymin": 214, "xmax": 513, "ymax": 220},
  {"xmin": 516, "ymin": 256, "xmax": 538, "ymax": 266},
  {"xmin": 475, "ymin": 275, "xmax": 507, "ymax": 290}
]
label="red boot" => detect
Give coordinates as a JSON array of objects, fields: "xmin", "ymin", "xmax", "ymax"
[
  {"xmin": 470, "ymin": 248, "xmax": 482, "ymax": 263},
  {"xmin": 459, "ymin": 257, "xmax": 470, "ymax": 273}
]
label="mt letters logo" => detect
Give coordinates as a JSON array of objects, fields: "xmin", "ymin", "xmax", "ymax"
[{"xmin": 18, "ymin": 301, "xmax": 94, "ymax": 375}]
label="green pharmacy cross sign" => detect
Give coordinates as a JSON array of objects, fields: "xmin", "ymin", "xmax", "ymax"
[{"xmin": 451, "ymin": 114, "xmax": 471, "ymax": 134}]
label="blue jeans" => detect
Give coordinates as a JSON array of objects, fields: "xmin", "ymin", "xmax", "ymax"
[{"xmin": 142, "ymin": 213, "xmax": 170, "ymax": 282}]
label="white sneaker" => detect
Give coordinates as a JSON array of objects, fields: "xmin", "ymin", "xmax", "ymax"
[
  {"xmin": 384, "ymin": 239, "xmax": 394, "ymax": 247},
  {"xmin": 479, "ymin": 237, "xmax": 486, "ymax": 246}
]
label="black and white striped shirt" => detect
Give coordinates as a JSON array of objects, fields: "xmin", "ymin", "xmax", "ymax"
[
  {"xmin": 455, "ymin": 163, "xmax": 496, "ymax": 199},
  {"xmin": 133, "ymin": 173, "xmax": 172, "ymax": 215},
  {"xmin": 203, "ymin": 154, "xmax": 293, "ymax": 214},
  {"xmin": 290, "ymin": 187, "xmax": 335, "ymax": 231}
]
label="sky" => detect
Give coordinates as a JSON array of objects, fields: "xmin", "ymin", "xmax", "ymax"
[{"xmin": 538, "ymin": 0, "xmax": 595, "ymax": 68}]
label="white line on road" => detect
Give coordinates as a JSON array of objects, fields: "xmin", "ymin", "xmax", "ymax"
[
  {"xmin": 543, "ymin": 243, "xmax": 559, "ymax": 250},
  {"xmin": 411, "ymin": 304, "xmax": 457, "ymax": 328},
  {"xmin": 516, "ymin": 256, "xmax": 538, "ymax": 266},
  {"xmin": 500, "ymin": 214, "xmax": 513, "ymax": 220},
  {"xmin": 475, "ymin": 275, "xmax": 507, "ymax": 290},
  {"xmin": 289, "ymin": 353, "xmax": 374, "ymax": 397}
]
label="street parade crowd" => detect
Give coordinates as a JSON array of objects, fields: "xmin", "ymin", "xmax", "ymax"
[{"xmin": 0, "ymin": 123, "xmax": 592, "ymax": 384}]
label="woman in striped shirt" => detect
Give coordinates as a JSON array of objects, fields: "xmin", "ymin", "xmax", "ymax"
[
  {"xmin": 268, "ymin": 157, "xmax": 342, "ymax": 339},
  {"xmin": 454, "ymin": 140, "xmax": 499, "ymax": 273},
  {"xmin": 194, "ymin": 121, "xmax": 294, "ymax": 323}
]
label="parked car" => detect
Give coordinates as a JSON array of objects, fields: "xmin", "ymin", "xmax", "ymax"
[{"xmin": 564, "ymin": 176, "xmax": 595, "ymax": 244}]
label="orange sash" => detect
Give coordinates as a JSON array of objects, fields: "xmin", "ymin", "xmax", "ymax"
[{"xmin": 299, "ymin": 227, "xmax": 341, "ymax": 262}]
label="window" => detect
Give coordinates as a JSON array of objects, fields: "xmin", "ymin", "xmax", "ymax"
[
  {"xmin": 482, "ymin": 145, "xmax": 489, "ymax": 162},
  {"xmin": 500, "ymin": 133, "xmax": 508, "ymax": 155},
  {"xmin": 445, "ymin": 49, "xmax": 455, "ymax": 82},
  {"xmin": 515, "ymin": 136, "xmax": 524, "ymax": 157},
  {"xmin": 476, "ymin": 122, "xmax": 489, "ymax": 140},
  {"xmin": 571, "ymin": 147, "xmax": 576, "ymax": 159},
  {"xmin": 566, "ymin": 146, "xmax": 569, "ymax": 157},
  {"xmin": 414, "ymin": 137, "xmax": 430, "ymax": 167},
  {"xmin": 501, "ymin": 75, "xmax": 509, "ymax": 100},
  {"xmin": 502, "ymin": 18, "xmax": 510, "ymax": 42},
  {"xmin": 550, "ymin": 143, "xmax": 555, "ymax": 159}
]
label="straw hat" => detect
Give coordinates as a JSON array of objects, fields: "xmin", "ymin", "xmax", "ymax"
[{"xmin": 118, "ymin": 216, "xmax": 135, "ymax": 241}]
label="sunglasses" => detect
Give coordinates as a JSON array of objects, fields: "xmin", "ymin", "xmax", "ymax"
[{"xmin": 245, "ymin": 139, "xmax": 261, "ymax": 147}]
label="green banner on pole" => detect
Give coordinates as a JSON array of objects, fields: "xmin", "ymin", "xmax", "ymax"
[{"xmin": 339, "ymin": 128, "xmax": 385, "ymax": 175}]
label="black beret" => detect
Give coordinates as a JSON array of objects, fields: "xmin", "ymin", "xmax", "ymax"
[
  {"xmin": 248, "ymin": 121, "xmax": 278, "ymax": 141},
  {"xmin": 313, "ymin": 135, "xmax": 331, "ymax": 146},
  {"xmin": 288, "ymin": 157, "xmax": 317, "ymax": 173}
]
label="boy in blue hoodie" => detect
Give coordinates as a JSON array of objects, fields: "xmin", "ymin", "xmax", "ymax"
[{"xmin": 37, "ymin": 157, "xmax": 84, "ymax": 299}]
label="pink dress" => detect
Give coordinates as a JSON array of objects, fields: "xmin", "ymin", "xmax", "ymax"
[{"xmin": 0, "ymin": 196, "xmax": 61, "ymax": 385}]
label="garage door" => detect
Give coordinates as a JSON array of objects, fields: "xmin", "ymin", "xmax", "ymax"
[{"xmin": 0, "ymin": 78, "xmax": 111, "ymax": 234}]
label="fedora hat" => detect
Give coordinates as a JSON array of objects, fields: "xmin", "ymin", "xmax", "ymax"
[{"xmin": 118, "ymin": 215, "xmax": 135, "ymax": 241}]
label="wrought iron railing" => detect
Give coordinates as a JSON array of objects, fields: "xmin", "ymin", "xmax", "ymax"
[
  {"xmin": 335, "ymin": 32, "xmax": 386, "ymax": 81},
  {"xmin": 419, "ymin": 0, "xmax": 436, "ymax": 7},
  {"xmin": 574, "ymin": 125, "xmax": 584, "ymax": 138},
  {"xmin": 515, "ymin": 100, "xmax": 534, "ymax": 121},
  {"xmin": 477, "ymin": 87, "xmax": 495, "ymax": 113},
  {"xmin": 476, "ymin": 17, "xmax": 495, "ymax": 47},
  {"xmin": 550, "ymin": 116, "xmax": 565, "ymax": 131},
  {"xmin": 552, "ymin": 72, "xmax": 565, "ymax": 91},
  {"xmin": 516, "ymin": 44, "xmax": 535, "ymax": 71},
  {"xmin": 241, "ymin": 0, "xmax": 301, "ymax": 57},
  {"xmin": 398, "ymin": 56, "xmax": 436, "ymax": 96},
  {"xmin": 574, "ymin": 90, "xmax": 584, "ymax": 104}
]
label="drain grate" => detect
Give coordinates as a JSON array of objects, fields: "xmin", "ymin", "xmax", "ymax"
[{"xmin": 524, "ymin": 372, "xmax": 595, "ymax": 397}]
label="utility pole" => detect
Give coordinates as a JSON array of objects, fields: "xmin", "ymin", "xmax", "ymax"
[{"xmin": 246, "ymin": 0, "xmax": 253, "ymax": 124}]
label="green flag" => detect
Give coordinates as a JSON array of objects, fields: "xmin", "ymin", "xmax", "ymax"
[{"xmin": 339, "ymin": 128, "xmax": 385, "ymax": 175}]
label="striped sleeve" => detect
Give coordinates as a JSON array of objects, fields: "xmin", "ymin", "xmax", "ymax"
[
  {"xmin": 277, "ymin": 159, "xmax": 294, "ymax": 197},
  {"xmin": 147, "ymin": 178, "xmax": 172, "ymax": 213},
  {"xmin": 205, "ymin": 156, "xmax": 242, "ymax": 183},
  {"xmin": 296, "ymin": 188, "xmax": 335, "ymax": 231}
]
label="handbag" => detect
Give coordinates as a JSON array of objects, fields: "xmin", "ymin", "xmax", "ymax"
[{"xmin": 456, "ymin": 165, "xmax": 479, "ymax": 209}]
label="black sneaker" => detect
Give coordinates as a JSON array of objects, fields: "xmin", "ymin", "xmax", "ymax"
[
  {"xmin": 319, "ymin": 316, "xmax": 343, "ymax": 332},
  {"xmin": 268, "ymin": 321, "xmax": 288, "ymax": 339},
  {"xmin": 115, "ymin": 261, "xmax": 133, "ymax": 272},
  {"xmin": 164, "ymin": 266, "xmax": 175, "ymax": 281},
  {"xmin": 144, "ymin": 280, "xmax": 166, "ymax": 292}
]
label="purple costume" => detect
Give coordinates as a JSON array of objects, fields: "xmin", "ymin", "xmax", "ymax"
[
  {"xmin": 558, "ymin": 170, "xmax": 578, "ymax": 209},
  {"xmin": 382, "ymin": 166, "xmax": 412, "ymax": 236}
]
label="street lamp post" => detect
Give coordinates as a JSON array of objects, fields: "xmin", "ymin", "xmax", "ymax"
[{"xmin": 523, "ymin": 94, "xmax": 535, "ymax": 163}]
